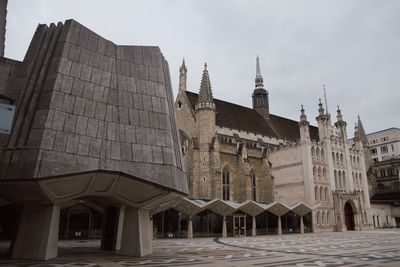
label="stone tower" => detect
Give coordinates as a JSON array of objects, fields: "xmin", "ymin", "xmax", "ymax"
[
  {"xmin": 193, "ymin": 63, "xmax": 216, "ymax": 199},
  {"xmin": 0, "ymin": 0, "xmax": 7, "ymax": 57},
  {"xmin": 252, "ymin": 56, "xmax": 269, "ymax": 119}
]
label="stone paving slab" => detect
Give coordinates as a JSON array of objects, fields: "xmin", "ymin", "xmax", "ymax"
[{"xmin": 0, "ymin": 229, "xmax": 399, "ymax": 266}]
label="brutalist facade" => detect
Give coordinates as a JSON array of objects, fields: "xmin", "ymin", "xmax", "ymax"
[{"xmin": 0, "ymin": 19, "xmax": 188, "ymax": 260}]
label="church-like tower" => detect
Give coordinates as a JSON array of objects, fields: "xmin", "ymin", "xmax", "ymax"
[{"xmin": 252, "ymin": 56, "xmax": 269, "ymax": 119}]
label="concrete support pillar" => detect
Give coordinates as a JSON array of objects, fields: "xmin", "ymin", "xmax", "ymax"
[
  {"xmin": 252, "ymin": 216, "xmax": 256, "ymax": 237},
  {"xmin": 278, "ymin": 216, "xmax": 282, "ymax": 235},
  {"xmin": 300, "ymin": 216, "xmax": 304, "ymax": 234},
  {"xmin": 115, "ymin": 206, "xmax": 125, "ymax": 251},
  {"xmin": 150, "ymin": 216, "xmax": 154, "ymax": 240},
  {"xmin": 120, "ymin": 207, "xmax": 152, "ymax": 257},
  {"xmin": 101, "ymin": 207, "xmax": 120, "ymax": 250},
  {"xmin": 222, "ymin": 216, "xmax": 227, "ymax": 237},
  {"xmin": 187, "ymin": 216, "xmax": 193, "ymax": 238},
  {"xmin": 12, "ymin": 205, "xmax": 60, "ymax": 260}
]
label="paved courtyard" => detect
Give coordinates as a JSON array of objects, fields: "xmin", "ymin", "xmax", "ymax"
[{"xmin": 0, "ymin": 229, "xmax": 399, "ymax": 266}]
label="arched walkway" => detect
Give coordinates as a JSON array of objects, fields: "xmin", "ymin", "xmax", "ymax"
[{"xmin": 344, "ymin": 202, "xmax": 355, "ymax": 231}]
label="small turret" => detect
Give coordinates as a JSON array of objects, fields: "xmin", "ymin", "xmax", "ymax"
[
  {"xmin": 334, "ymin": 105, "xmax": 347, "ymax": 140},
  {"xmin": 299, "ymin": 105, "xmax": 310, "ymax": 141},
  {"xmin": 316, "ymin": 99, "xmax": 329, "ymax": 141}
]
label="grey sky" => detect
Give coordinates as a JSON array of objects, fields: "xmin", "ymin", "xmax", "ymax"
[{"xmin": 5, "ymin": 0, "xmax": 400, "ymax": 134}]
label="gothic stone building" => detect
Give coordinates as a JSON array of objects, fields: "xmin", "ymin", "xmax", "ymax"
[{"xmin": 171, "ymin": 57, "xmax": 373, "ymax": 237}]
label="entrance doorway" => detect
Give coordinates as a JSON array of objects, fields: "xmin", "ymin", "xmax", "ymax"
[
  {"xmin": 233, "ymin": 216, "xmax": 246, "ymax": 237},
  {"xmin": 344, "ymin": 202, "xmax": 355, "ymax": 231}
]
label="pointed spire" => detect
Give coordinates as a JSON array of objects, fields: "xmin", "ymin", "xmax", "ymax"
[
  {"xmin": 196, "ymin": 63, "xmax": 215, "ymax": 110},
  {"xmin": 178, "ymin": 58, "xmax": 187, "ymax": 92},
  {"xmin": 356, "ymin": 115, "xmax": 369, "ymax": 145},
  {"xmin": 180, "ymin": 58, "xmax": 187, "ymax": 74},
  {"xmin": 255, "ymin": 55, "xmax": 264, "ymax": 88}
]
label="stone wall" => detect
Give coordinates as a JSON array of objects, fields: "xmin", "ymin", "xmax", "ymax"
[{"xmin": 269, "ymin": 146, "xmax": 305, "ymax": 205}]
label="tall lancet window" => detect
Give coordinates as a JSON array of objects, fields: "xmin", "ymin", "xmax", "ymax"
[
  {"xmin": 251, "ymin": 170, "xmax": 257, "ymax": 201},
  {"xmin": 222, "ymin": 167, "xmax": 230, "ymax": 201}
]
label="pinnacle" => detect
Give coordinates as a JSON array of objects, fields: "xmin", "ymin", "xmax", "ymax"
[{"xmin": 197, "ymin": 63, "xmax": 214, "ymax": 104}]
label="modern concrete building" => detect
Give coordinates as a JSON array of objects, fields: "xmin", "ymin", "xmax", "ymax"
[
  {"xmin": 364, "ymin": 128, "xmax": 400, "ymax": 227},
  {"xmin": 367, "ymin": 128, "xmax": 400, "ymax": 163},
  {"xmin": 161, "ymin": 57, "xmax": 373, "ymax": 239},
  {"xmin": 0, "ymin": 19, "xmax": 188, "ymax": 260}
]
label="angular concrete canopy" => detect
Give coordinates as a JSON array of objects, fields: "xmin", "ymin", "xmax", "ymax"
[
  {"xmin": 152, "ymin": 197, "xmax": 315, "ymax": 218},
  {"xmin": 290, "ymin": 202, "xmax": 313, "ymax": 217},
  {"xmin": 265, "ymin": 201, "xmax": 291, "ymax": 216},
  {"xmin": 238, "ymin": 200, "xmax": 267, "ymax": 217}
]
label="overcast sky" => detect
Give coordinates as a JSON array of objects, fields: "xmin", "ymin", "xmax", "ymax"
[{"xmin": 5, "ymin": 0, "xmax": 400, "ymax": 134}]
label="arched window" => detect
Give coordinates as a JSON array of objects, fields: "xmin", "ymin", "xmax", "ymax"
[
  {"xmin": 352, "ymin": 172, "xmax": 356, "ymax": 185},
  {"xmin": 222, "ymin": 167, "xmax": 230, "ymax": 200},
  {"xmin": 317, "ymin": 211, "xmax": 321, "ymax": 225},
  {"xmin": 357, "ymin": 156, "xmax": 360, "ymax": 165},
  {"xmin": 364, "ymin": 211, "xmax": 367, "ymax": 224},
  {"xmin": 313, "ymin": 166, "xmax": 317, "ymax": 177},
  {"xmin": 321, "ymin": 149, "xmax": 325, "ymax": 159},
  {"xmin": 251, "ymin": 171, "xmax": 257, "ymax": 201},
  {"xmin": 315, "ymin": 186, "xmax": 319, "ymax": 201},
  {"xmin": 316, "ymin": 147, "xmax": 320, "ymax": 158},
  {"xmin": 336, "ymin": 153, "xmax": 339, "ymax": 163},
  {"xmin": 318, "ymin": 166, "xmax": 321, "ymax": 178},
  {"xmin": 311, "ymin": 147, "xmax": 315, "ymax": 157},
  {"xmin": 361, "ymin": 190, "xmax": 365, "ymax": 204},
  {"xmin": 324, "ymin": 187, "xmax": 328, "ymax": 202},
  {"xmin": 334, "ymin": 170, "xmax": 338, "ymax": 189},
  {"xmin": 320, "ymin": 187, "xmax": 324, "ymax": 202},
  {"xmin": 359, "ymin": 173, "xmax": 362, "ymax": 185},
  {"xmin": 342, "ymin": 171, "xmax": 346, "ymax": 189},
  {"xmin": 326, "ymin": 211, "xmax": 330, "ymax": 225},
  {"xmin": 322, "ymin": 167, "xmax": 327, "ymax": 178},
  {"xmin": 322, "ymin": 211, "xmax": 325, "ymax": 225},
  {"xmin": 332, "ymin": 152, "xmax": 335, "ymax": 162},
  {"xmin": 338, "ymin": 171, "xmax": 342, "ymax": 188},
  {"xmin": 340, "ymin": 153, "xmax": 344, "ymax": 163}
]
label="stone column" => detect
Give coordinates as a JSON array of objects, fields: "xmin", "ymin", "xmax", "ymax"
[
  {"xmin": 300, "ymin": 216, "xmax": 305, "ymax": 234},
  {"xmin": 222, "ymin": 216, "xmax": 227, "ymax": 237},
  {"xmin": 12, "ymin": 205, "xmax": 60, "ymax": 260},
  {"xmin": 101, "ymin": 207, "xmax": 120, "ymax": 250},
  {"xmin": 115, "ymin": 206, "xmax": 125, "ymax": 250},
  {"xmin": 120, "ymin": 207, "xmax": 152, "ymax": 257},
  {"xmin": 252, "ymin": 216, "xmax": 256, "ymax": 237},
  {"xmin": 278, "ymin": 216, "xmax": 282, "ymax": 235},
  {"xmin": 187, "ymin": 216, "xmax": 193, "ymax": 238}
]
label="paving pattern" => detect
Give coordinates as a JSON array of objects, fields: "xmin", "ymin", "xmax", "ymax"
[{"xmin": 0, "ymin": 229, "xmax": 399, "ymax": 266}]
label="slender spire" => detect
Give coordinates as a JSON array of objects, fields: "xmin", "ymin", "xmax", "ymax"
[
  {"xmin": 357, "ymin": 115, "xmax": 369, "ymax": 145},
  {"xmin": 179, "ymin": 58, "xmax": 187, "ymax": 91},
  {"xmin": 255, "ymin": 55, "xmax": 264, "ymax": 88},
  {"xmin": 180, "ymin": 58, "xmax": 187, "ymax": 73},
  {"xmin": 196, "ymin": 63, "xmax": 215, "ymax": 110}
]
